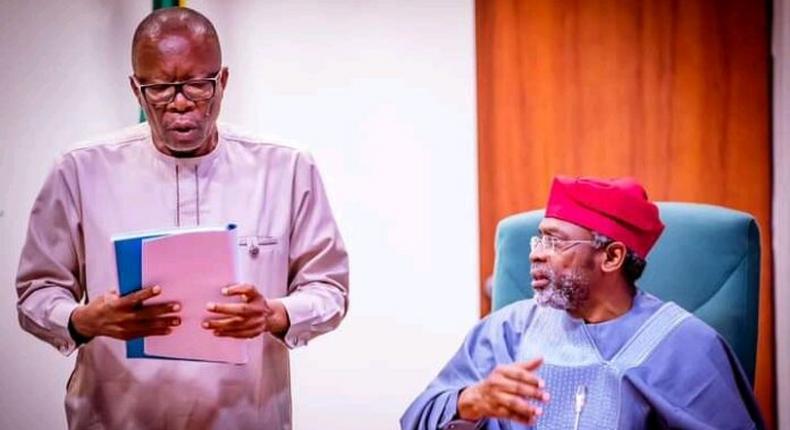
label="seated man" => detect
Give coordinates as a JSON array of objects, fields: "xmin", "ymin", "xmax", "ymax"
[{"xmin": 401, "ymin": 176, "xmax": 764, "ymax": 429}]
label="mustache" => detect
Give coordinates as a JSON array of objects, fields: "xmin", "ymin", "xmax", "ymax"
[{"xmin": 530, "ymin": 265, "xmax": 554, "ymax": 279}]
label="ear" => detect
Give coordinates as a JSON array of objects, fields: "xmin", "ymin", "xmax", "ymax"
[
  {"xmin": 219, "ymin": 67, "xmax": 229, "ymax": 91},
  {"xmin": 600, "ymin": 242, "xmax": 627, "ymax": 274}
]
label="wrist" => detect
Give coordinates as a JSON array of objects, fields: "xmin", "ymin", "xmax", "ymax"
[
  {"xmin": 267, "ymin": 300, "xmax": 291, "ymax": 337},
  {"xmin": 457, "ymin": 385, "xmax": 482, "ymax": 421},
  {"xmin": 69, "ymin": 306, "xmax": 94, "ymax": 344}
]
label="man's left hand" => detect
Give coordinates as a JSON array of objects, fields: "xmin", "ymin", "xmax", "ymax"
[{"xmin": 203, "ymin": 283, "xmax": 290, "ymax": 338}]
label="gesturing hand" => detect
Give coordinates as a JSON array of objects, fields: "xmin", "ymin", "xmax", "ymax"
[
  {"xmin": 202, "ymin": 283, "xmax": 290, "ymax": 339},
  {"xmin": 70, "ymin": 285, "xmax": 181, "ymax": 341},
  {"xmin": 457, "ymin": 357, "xmax": 549, "ymax": 425}
]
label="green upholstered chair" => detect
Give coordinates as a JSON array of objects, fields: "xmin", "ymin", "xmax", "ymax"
[{"xmin": 491, "ymin": 202, "xmax": 761, "ymax": 383}]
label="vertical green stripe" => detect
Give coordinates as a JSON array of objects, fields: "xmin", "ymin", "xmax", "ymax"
[{"xmin": 153, "ymin": 0, "xmax": 180, "ymax": 8}]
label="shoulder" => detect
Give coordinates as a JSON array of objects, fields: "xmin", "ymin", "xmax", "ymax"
[
  {"xmin": 59, "ymin": 123, "xmax": 150, "ymax": 164},
  {"xmin": 646, "ymin": 303, "xmax": 728, "ymax": 363},
  {"xmin": 219, "ymin": 123, "xmax": 316, "ymax": 167},
  {"xmin": 666, "ymin": 312, "xmax": 723, "ymax": 351},
  {"xmin": 51, "ymin": 123, "xmax": 150, "ymax": 173}
]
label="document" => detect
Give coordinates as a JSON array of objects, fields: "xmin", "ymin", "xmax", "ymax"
[{"xmin": 113, "ymin": 224, "xmax": 248, "ymax": 364}]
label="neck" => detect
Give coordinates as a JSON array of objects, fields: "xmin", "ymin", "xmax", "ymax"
[{"xmin": 570, "ymin": 278, "xmax": 635, "ymax": 323}]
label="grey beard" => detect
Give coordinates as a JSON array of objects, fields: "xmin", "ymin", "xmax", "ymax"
[{"xmin": 534, "ymin": 268, "xmax": 590, "ymax": 311}]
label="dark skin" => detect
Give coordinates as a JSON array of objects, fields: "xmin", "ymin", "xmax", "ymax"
[
  {"xmin": 456, "ymin": 217, "xmax": 632, "ymax": 425},
  {"xmin": 531, "ymin": 218, "xmax": 633, "ymax": 323},
  {"xmin": 70, "ymin": 27, "xmax": 289, "ymax": 342},
  {"xmin": 130, "ymin": 30, "xmax": 227, "ymax": 157}
]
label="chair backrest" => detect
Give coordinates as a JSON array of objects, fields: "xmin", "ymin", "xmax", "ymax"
[{"xmin": 492, "ymin": 202, "xmax": 761, "ymax": 382}]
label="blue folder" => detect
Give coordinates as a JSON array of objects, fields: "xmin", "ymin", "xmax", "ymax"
[{"xmin": 114, "ymin": 231, "xmax": 169, "ymax": 359}]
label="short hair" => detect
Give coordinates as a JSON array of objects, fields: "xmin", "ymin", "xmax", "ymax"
[
  {"xmin": 131, "ymin": 7, "xmax": 221, "ymax": 68},
  {"xmin": 591, "ymin": 232, "xmax": 647, "ymax": 285}
]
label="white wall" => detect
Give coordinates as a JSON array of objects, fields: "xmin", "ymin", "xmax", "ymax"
[
  {"xmin": 0, "ymin": 2, "xmax": 149, "ymax": 429},
  {"xmin": 0, "ymin": 2, "xmax": 478, "ymax": 429}
]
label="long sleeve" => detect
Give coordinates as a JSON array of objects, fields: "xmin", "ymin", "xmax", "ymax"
[
  {"xmin": 16, "ymin": 155, "xmax": 85, "ymax": 355},
  {"xmin": 278, "ymin": 151, "xmax": 349, "ymax": 348},
  {"xmin": 401, "ymin": 311, "xmax": 522, "ymax": 430}
]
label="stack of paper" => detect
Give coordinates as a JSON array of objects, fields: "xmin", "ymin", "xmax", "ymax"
[{"xmin": 113, "ymin": 224, "xmax": 248, "ymax": 364}]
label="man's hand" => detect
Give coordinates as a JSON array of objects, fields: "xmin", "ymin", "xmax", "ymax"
[
  {"xmin": 457, "ymin": 357, "xmax": 549, "ymax": 425},
  {"xmin": 70, "ymin": 285, "xmax": 181, "ymax": 341},
  {"xmin": 202, "ymin": 283, "xmax": 290, "ymax": 338}
]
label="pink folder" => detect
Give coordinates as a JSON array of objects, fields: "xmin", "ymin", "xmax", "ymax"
[{"xmin": 141, "ymin": 227, "xmax": 248, "ymax": 364}]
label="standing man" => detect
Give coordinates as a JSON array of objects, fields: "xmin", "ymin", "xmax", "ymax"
[
  {"xmin": 402, "ymin": 176, "xmax": 763, "ymax": 429},
  {"xmin": 16, "ymin": 7, "xmax": 348, "ymax": 429}
]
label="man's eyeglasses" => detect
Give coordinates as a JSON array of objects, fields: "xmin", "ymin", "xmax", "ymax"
[
  {"xmin": 132, "ymin": 70, "xmax": 222, "ymax": 106},
  {"xmin": 529, "ymin": 235, "xmax": 599, "ymax": 253}
]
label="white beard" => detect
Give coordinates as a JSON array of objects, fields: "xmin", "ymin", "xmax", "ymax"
[{"xmin": 533, "ymin": 267, "xmax": 591, "ymax": 311}]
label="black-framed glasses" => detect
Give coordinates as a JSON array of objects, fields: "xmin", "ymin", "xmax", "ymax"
[{"xmin": 132, "ymin": 69, "xmax": 222, "ymax": 106}]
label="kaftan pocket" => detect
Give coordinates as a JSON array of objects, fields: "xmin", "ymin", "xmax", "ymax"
[{"xmin": 236, "ymin": 235, "xmax": 288, "ymax": 298}]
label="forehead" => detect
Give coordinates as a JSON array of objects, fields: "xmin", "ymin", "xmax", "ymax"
[
  {"xmin": 133, "ymin": 32, "xmax": 220, "ymax": 81},
  {"xmin": 538, "ymin": 217, "xmax": 591, "ymax": 238}
]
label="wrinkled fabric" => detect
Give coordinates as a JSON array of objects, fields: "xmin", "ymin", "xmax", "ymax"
[
  {"xmin": 401, "ymin": 291, "xmax": 763, "ymax": 430},
  {"xmin": 16, "ymin": 123, "xmax": 349, "ymax": 430}
]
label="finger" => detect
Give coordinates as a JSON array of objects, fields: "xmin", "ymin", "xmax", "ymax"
[
  {"xmin": 122, "ymin": 316, "xmax": 181, "ymax": 332},
  {"xmin": 118, "ymin": 285, "xmax": 162, "ymax": 308},
  {"xmin": 221, "ymin": 283, "xmax": 262, "ymax": 301},
  {"xmin": 133, "ymin": 302, "xmax": 181, "ymax": 319},
  {"xmin": 202, "ymin": 316, "xmax": 248, "ymax": 330},
  {"xmin": 519, "ymin": 357, "xmax": 544, "ymax": 371},
  {"xmin": 494, "ymin": 392, "xmax": 543, "ymax": 424},
  {"xmin": 492, "ymin": 374, "xmax": 549, "ymax": 402},
  {"xmin": 214, "ymin": 327, "xmax": 264, "ymax": 339},
  {"xmin": 114, "ymin": 326, "xmax": 173, "ymax": 341},
  {"xmin": 497, "ymin": 365, "xmax": 545, "ymax": 390},
  {"xmin": 206, "ymin": 301, "xmax": 263, "ymax": 317}
]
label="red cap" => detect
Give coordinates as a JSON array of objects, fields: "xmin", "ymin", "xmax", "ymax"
[{"xmin": 545, "ymin": 176, "xmax": 664, "ymax": 259}]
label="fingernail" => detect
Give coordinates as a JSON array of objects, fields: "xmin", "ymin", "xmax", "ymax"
[
  {"xmin": 152, "ymin": 285, "xmax": 161, "ymax": 294},
  {"xmin": 543, "ymin": 392, "xmax": 550, "ymax": 401},
  {"xmin": 172, "ymin": 304, "xmax": 181, "ymax": 312},
  {"xmin": 221, "ymin": 287, "xmax": 229, "ymax": 295},
  {"xmin": 538, "ymin": 379, "xmax": 545, "ymax": 388},
  {"xmin": 206, "ymin": 302, "xmax": 215, "ymax": 311},
  {"xmin": 535, "ymin": 407, "xmax": 543, "ymax": 416},
  {"xmin": 202, "ymin": 321, "xmax": 210, "ymax": 329},
  {"xmin": 171, "ymin": 318, "xmax": 180, "ymax": 326}
]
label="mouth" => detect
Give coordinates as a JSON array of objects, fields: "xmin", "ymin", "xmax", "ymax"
[
  {"xmin": 530, "ymin": 270, "xmax": 550, "ymax": 289},
  {"xmin": 167, "ymin": 124, "xmax": 199, "ymax": 139},
  {"xmin": 532, "ymin": 278, "xmax": 549, "ymax": 289}
]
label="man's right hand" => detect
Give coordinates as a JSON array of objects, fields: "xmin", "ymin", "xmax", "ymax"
[
  {"xmin": 456, "ymin": 357, "xmax": 549, "ymax": 425},
  {"xmin": 70, "ymin": 285, "xmax": 181, "ymax": 341}
]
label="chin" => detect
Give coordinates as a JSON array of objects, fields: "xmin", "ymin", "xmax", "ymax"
[
  {"xmin": 166, "ymin": 142, "xmax": 202, "ymax": 153},
  {"xmin": 163, "ymin": 136, "xmax": 211, "ymax": 155}
]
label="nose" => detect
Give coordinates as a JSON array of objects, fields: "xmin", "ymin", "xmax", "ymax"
[
  {"xmin": 168, "ymin": 90, "xmax": 195, "ymax": 112},
  {"xmin": 530, "ymin": 245, "xmax": 548, "ymax": 264}
]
